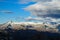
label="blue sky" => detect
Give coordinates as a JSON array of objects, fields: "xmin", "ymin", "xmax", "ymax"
[
  {"xmin": 0, "ymin": 0, "xmax": 60, "ymax": 24},
  {"xmin": 0, "ymin": 0, "xmax": 36, "ymax": 23}
]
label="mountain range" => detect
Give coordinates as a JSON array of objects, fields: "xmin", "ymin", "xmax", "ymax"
[{"xmin": 0, "ymin": 21, "xmax": 60, "ymax": 33}]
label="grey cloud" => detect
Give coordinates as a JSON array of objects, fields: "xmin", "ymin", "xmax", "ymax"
[
  {"xmin": 19, "ymin": 0, "xmax": 32, "ymax": 4},
  {"xmin": 19, "ymin": 0, "xmax": 52, "ymax": 4},
  {"xmin": 25, "ymin": 16, "xmax": 60, "ymax": 24},
  {"xmin": 25, "ymin": 17, "xmax": 53, "ymax": 22},
  {"xmin": 32, "ymin": 10, "xmax": 60, "ymax": 18},
  {"xmin": 25, "ymin": 0, "xmax": 60, "ymax": 18},
  {"xmin": 0, "ymin": 10, "xmax": 13, "ymax": 14}
]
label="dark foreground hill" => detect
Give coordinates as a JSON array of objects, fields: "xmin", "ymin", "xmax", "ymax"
[{"xmin": 0, "ymin": 28, "xmax": 60, "ymax": 40}]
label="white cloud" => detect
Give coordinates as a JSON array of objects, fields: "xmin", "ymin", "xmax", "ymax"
[
  {"xmin": 25, "ymin": 16, "xmax": 43, "ymax": 21},
  {"xmin": 25, "ymin": 0, "xmax": 60, "ymax": 18},
  {"xmin": 25, "ymin": 16, "xmax": 60, "ymax": 24},
  {"xmin": 21, "ymin": 0, "xmax": 60, "ymax": 24},
  {"xmin": 25, "ymin": 17, "xmax": 51, "ymax": 22}
]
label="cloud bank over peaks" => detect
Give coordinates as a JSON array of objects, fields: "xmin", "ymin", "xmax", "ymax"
[
  {"xmin": 25, "ymin": 17, "xmax": 60, "ymax": 24},
  {"xmin": 25, "ymin": 0, "xmax": 60, "ymax": 18}
]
